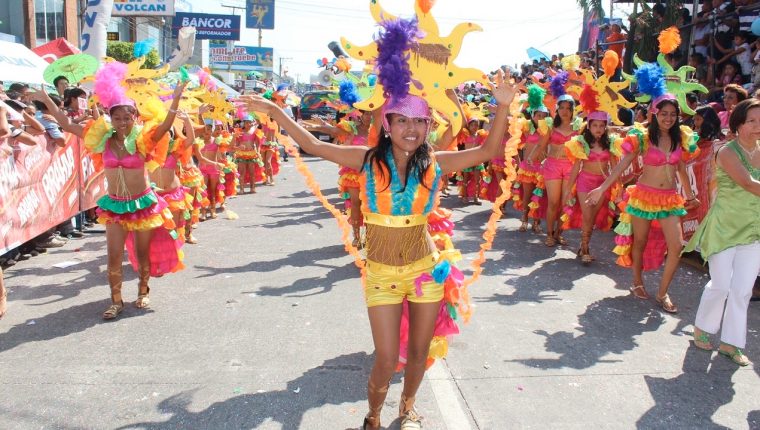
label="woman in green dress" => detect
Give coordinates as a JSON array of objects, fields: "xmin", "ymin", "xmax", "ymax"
[{"xmin": 685, "ymin": 98, "xmax": 760, "ymax": 367}]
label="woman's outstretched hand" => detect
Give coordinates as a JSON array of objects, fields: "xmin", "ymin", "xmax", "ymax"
[
  {"xmin": 237, "ymin": 94, "xmax": 279, "ymax": 117},
  {"xmin": 489, "ymin": 69, "xmax": 521, "ymax": 107}
]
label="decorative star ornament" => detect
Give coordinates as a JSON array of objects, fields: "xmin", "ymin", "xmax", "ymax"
[
  {"xmin": 123, "ymin": 56, "xmax": 171, "ymax": 112},
  {"xmin": 340, "ymin": 0, "xmax": 490, "ymax": 134},
  {"xmin": 624, "ymin": 54, "xmax": 708, "ymax": 116}
]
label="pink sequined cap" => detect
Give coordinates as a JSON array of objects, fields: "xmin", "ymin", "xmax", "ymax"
[
  {"xmin": 382, "ymin": 94, "xmax": 431, "ymax": 132},
  {"xmin": 587, "ymin": 111, "xmax": 609, "ymax": 122},
  {"xmin": 649, "ymin": 94, "xmax": 677, "ymax": 114}
]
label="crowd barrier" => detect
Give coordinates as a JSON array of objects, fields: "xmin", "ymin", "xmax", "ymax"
[{"xmin": 0, "ymin": 132, "xmax": 105, "ymax": 254}]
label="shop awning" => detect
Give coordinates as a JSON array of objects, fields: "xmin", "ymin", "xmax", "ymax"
[{"xmin": 0, "ymin": 40, "xmax": 50, "ymax": 85}]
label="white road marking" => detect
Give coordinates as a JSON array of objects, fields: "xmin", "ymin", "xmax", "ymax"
[{"xmin": 427, "ymin": 360, "xmax": 473, "ymax": 430}]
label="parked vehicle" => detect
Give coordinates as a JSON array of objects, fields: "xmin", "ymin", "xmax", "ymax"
[{"xmin": 298, "ymin": 90, "xmax": 338, "ymax": 142}]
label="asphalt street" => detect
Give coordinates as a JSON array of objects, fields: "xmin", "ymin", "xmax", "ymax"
[{"xmin": 1, "ymin": 155, "xmax": 758, "ymax": 430}]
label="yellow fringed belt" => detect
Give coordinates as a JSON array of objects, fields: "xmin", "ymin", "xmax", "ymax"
[{"xmin": 363, "ymin": 213, "xmax": 428, "ymax": 228}]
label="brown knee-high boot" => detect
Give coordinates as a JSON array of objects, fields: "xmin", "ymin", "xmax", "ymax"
[
  {"xmin": 363, "ymin": 379, "xmax": 389, "ymax": 429},
  {"xmin": 103, "ymin": 267, "xmax": 124, "ymax": 319},
  {"xmin": 135, "ymin": 265, "xmax": 151, "ymax": 308}
]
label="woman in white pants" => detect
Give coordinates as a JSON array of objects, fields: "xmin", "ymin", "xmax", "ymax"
[{"xmin": 684, "ymin": 98, "xmax": 760, "ymax": 366}]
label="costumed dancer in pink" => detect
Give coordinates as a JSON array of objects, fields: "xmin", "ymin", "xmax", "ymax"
[
  {"xmin": 561, "ymin": 110, "xmax": 622, "ymax": 264},
  {"xmin": 512, "ymin": 84, "xmax": 549, "ymax": 233},
  {"xmin": 233, "ymin": 114, "xmax": 265, "ymax": 194},
  {"xmin": 586, "ymin": 67, "xmax": 700, "ymax": 313},
  {"xmin": 540, "ymin": 76, "xmax": 579, "ymax": 246},
  {"xmin": 85, "ymin": 62, "xmax": 184, "ymax": 319}
]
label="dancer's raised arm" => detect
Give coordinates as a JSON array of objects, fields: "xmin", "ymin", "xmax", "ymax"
[
  {"xmin": 238, "ymin": 95, "xmax": 367, "ymax": 171},
  {"xmin": 436, "ymin": 70, "xmax": 520, "ymax": 174}
]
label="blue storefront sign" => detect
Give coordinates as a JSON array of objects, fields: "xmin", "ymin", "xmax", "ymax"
[
  {"xmin": 172, "ymin": 12, "xmax": 241, "ymax": 40},
  {"xmin": 245, "ymin": 0, "xmax": 275, "ymax": 30},
  {"xmin": 210, "ymin": 44, "xmax": 273, "ymax": 72}
]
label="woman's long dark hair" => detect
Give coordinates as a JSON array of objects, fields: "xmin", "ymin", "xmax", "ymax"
[
  {"xmin": 582, "ymin": 120, "xmax": 610, "ymax": 151},
  {"xmin": 361, "ymin": 132, "xmax": 433, "ymax": 192},
  {"xmin": 695, "ymin": 105, "xmax": 722, "ymax": 140},
  {"xmin": 648, "ymin": 99, "xmax": 682, "ymax": 152},
  {"xmin": 553, "ymin": 100, "xmax": 574, "ymax": 128}
]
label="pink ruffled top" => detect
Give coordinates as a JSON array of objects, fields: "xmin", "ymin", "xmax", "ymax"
[
  {"xmin": 587, "ymin": 150, "xmax": 611, "ymax": 162},
  {"xmin": 103, "ymin": 141, "xmax": 144, "ymax": 169},
  {"xmin": 549, "ymin": 129, "xmax": 577, "ymax": 145},
  {"xmin": 643, "ymin": 145, "xmax": 681, "ymax": 166}
]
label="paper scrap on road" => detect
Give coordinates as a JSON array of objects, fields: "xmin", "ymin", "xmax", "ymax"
[{"xmin": 53, "ymin": 260, "xmax": 81, "ymax": 269}]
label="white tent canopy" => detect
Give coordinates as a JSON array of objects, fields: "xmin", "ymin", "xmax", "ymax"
[{"xmin": 0, "ymin": 40, "xmax": 50, "ymax": 85}]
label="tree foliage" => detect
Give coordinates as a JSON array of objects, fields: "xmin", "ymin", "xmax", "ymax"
[{"xmin": 106, "ymin": 41, "xmax": 161, "ymax": 68}]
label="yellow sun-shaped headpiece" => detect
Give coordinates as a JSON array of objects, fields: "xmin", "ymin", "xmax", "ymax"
[
  {"xmin": 569, "ymin": 51, "xmax": 635, "ymax": 125},
  {"xmin": 340, "ymin": 0, "xmax": 490, "ymax": 134},
  {"xmin": 122, "ymin": 56, "xmax": 171, "ymax": 113}
]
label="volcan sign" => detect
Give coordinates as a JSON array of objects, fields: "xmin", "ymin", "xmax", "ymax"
[
  {"xmin": 112, "ymin": 0, "xmax": 175, "ymax": 16},
  {"xmin": 172, "ymin": 12, "xmax": 240, "ymax": 41}
]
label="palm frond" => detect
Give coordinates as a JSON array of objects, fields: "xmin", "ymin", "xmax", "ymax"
[{"xmin": 576, "ymin": 0, "xmax": 605, "ymax": 20}]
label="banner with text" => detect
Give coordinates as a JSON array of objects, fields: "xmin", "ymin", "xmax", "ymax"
[
  {"xmin": 209, "ymin": 44, "xmax": 273, "ymax": 72},
  {"xmin": 112, "ymin": 0, "xmax": 175, "ymax": 16},
  {"xmin": 172, "ymin": 12, "xmax": 240, "ymax": 41},
  {"xmin": 0, "ymin": 134, "xmax": 105, "ymax": 255}
]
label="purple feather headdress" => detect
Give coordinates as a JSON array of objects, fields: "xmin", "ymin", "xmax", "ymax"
[
  {"xmin": 374, "ymin": 17, "xmax": 423, "ymax": 105},
  {"xmin": 549, "ymin": 71, "xmax": 569, "ymax": 98}
]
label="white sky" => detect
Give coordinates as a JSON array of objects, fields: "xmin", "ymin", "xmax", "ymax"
[{"xmin": 186, "ymin": 0, "xmax": 632, "ymax": 82}]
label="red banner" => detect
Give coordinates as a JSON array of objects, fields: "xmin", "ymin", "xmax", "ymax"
[
  {"xmin": 680, "ymin": 139, "xmax": 720, "ymax": 242},
  {"xmin": 0, "ymin": 133, "xmax": 105, "ymax": 254}
]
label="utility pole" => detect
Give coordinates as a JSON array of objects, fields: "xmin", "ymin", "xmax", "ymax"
[
  {"xmin": 221, "ymin": 3, "xmax": 244, "ymax": 85},
  {"xmin": 278, "ymin": 57, "xmax": 292, "ymax": 82}
]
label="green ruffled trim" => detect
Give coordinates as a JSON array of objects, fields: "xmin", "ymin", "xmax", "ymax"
[
  {"xmin": 626, "ymin": 206, "xmax": 686, "ymax": 220},
  {"xmin": 680, "ymin": 125, "xmax": 698, "ymax": 154},
  {"xmin": 614, "ymin": 222, "xmax": 632, "ymax": 236},
  {"xmin": 571, "ymin": 116, "xmax": 583, "ymax": 131},
  {"xmin": 627, "ymin": 127, "xmax": 647, "ymax": 154},
  {"xmin": 532, "ymin": 188, "xmax": 544, "ymax": 197},
  {"xmin": 97, "ymin": 191, "xmax": 158, "ymax": 214}
]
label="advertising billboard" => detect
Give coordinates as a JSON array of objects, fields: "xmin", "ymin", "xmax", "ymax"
[
  {"xmin": 112, "ymin": 0, "xmax": 175, "ymax": 16},
  {"xmin": 245, "ymin": 0, "xmax": 275, "ymax": 29},
  {"xmin": 173, "ymin": 12, "xmax": 241, "ymax": 41},
  {"xmin": 210, "ymin": 44, "xmax": 273, "ymax": 72}
]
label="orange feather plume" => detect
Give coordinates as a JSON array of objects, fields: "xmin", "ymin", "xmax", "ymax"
[
  {"xmin": 417, "ymin": 0, "xmax": 436, "ymax": 14},
  {"xmin": 658, "ymin": 26, "xmax": 681, "ymax": 55},
  {"xmin": 601, "ymin": 50, "xmax": 619, "ymax": 78}
]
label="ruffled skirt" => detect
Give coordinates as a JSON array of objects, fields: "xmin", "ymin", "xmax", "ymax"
[{"xmin": 612, "ymin": 184, "xmax": 685, "ymax": 270}]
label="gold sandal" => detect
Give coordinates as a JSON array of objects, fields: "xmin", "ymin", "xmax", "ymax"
[
  {"xmin": 135, "ymin": 287, "xmax": 150, "ymax": 309},
  {"xmin": 656, "ymin": 294, "xmax": 678, "ymax": 314},
  {"xmin": 531, "ymin": 222, "xmax": 543, "ymax": 234},
  {"xmin": 399, "ymin": 395, "xmax": 423, "ymax": 430},
  {"xmin": 630, "ymin": 285, "xmax": 650, "ymax": 300},
  {"xmin": 102, "ymin": 301, "xmax": 124, "ymax": 320},
  {"xmin": 544, "ymin": 235, "xmax": 556, "ymax": 247},
  {"xmin": 518, "ymin": 220, "xmax": 528, "ymax": 232}
]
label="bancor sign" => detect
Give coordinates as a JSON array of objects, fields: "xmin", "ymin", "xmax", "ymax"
[
  {"xmin": 112, "ymin": 0, "xmax": 175, "ymax": 16},
  {"xmin": 172, "ymin": 12, "xmax": 240, "ymax": 41}
]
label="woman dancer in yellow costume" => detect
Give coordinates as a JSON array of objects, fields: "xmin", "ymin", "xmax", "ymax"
[{"xmin": 241, "ymin": 68, "xmax": 517, "ymax": 429}]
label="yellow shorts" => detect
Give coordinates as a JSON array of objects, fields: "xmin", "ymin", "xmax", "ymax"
[{"xmin": 364, "ymin": 254, "xmax": 444, "ymax": 307}]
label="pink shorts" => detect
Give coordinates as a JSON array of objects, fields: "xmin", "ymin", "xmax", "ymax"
[
  {"xmin": 542, "ymin": 157, "xmax": 573, "ymax": 181},
  {"xmin": 576, "ymin": 171, "xmax": 606, "ymax": 194},
  {"xmin": 199, "ymin": 163, "xmax": 220, "ymax": 178}
]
